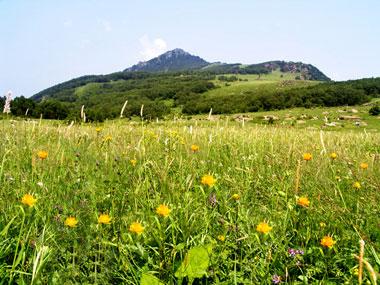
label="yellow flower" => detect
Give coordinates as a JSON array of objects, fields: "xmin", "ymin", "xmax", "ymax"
[
  {"xmin": 256, "ymin": 222, "xmax": 272, "ymax": 234},
  {"xmin": 156, "ymin": 204, "xmax": 171, "ymax": 217},
  {"xmin": 64, "ymin": 216, "xmax": 78, "ymax": 228},
  {"xmin": 297, "ymin": 197, "xmax": 310, "ymax": 207},
  {"xmin": 95, "ymin": 127, "xmax": 102, "ymax": 132},
  {"xmin": 320, "ymin": 222, "xmax": 326, "ymax": 228},
  {"xmin": 130, "ymin": 159, "xmax": 137, "ymax": 167},
  {"xmin": 320, "ymin": 236, "xmax": 336, "ymax": 248},
  {"xmin": 353, "ymin": 181, "xmax": 361, "ymax": 189},
  {"xmin": 217, "ymin": 235, "xmax": 225, "ymax": 242},
  {"xmin": 330, "ymin": 152, "xmax": 337, "ymax": 160},
  {"xmin": 37, "ymin": 150, "xmax": 48, "ymax": 160},
  {"xmin": 201, "ymin": 175, "xmax": 216, "ymax": 187},
  {"xmin": 21, "ymin": 194, "xmax": 37, "ymax": 207},
  {"xmin": 129, "ymin": 222, "xmax": 144, "ymax": 235},
  {"xmin": 191, "ymin": 144, "xmax": 199, "ymax": 152},
  {"xmin": 303, "ymin": 153, "xmax": 312, "ymax": 161},
  {"xmin": 104, "ymin": 135, "xmax": 112, "ymax": 142},
  {"xmin": 360, "ymin": 162, "xmax": 368, "ymax": 170},
  {"xmin": 98, "ymin": 214, "xmax": 112, "ymax": 225},
  {"xmin": 231, "ymin": 194, "xmax": 240, "ymax": 201}
]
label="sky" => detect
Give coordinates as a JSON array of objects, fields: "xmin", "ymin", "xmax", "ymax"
[{"xmin": 0, "ymin": 0, "xmax": 379, "ymax": 97}]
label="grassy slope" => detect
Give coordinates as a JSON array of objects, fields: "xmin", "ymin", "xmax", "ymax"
[
  {"xmin": 203, "ymin": 71, "xmax": 320, "ymax": 99},
  {"xmin": 71, "ymin": 70, "xmax": 318, "ymax": 103}
]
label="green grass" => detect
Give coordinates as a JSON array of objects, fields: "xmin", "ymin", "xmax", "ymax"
[
  {"xmin": 0, "ymin": 118, "xmax": 379, "ymax": 284},
  {"xmin": 204, "ymin": 72, "xmax": 319, "ymax": 99}
]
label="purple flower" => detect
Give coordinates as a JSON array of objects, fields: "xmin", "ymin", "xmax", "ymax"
[
  {"xmin": 272, "ymin": 274, "xmax": 281, "ymax": 284},
  {"xmin": 288, "ymin": 248, "xmax": 304, "ymax": 257},
  {"xmin": 288, "ymin": 248, "xmax": 296, "ymax": 257},
  {"xmin": 296, "ymin": 249, "xmax": 304, "ymax": 255}
]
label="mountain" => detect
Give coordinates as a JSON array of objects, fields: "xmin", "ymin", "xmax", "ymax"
[
  {"xmin": 29, "ymin": 48, "xmax": 337, "ymax": 120},
  {"xmin": 201, "ymin": 61, "xmax": 330, "ymax": 81},
  {"xmin": 125, "ymin": 48, "xmax": 209, "ymax": 72},
  {"xmin": 123, "ymin": 48, "xmax": 330, "ymax": 81}
]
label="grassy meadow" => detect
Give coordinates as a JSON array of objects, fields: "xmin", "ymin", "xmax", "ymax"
[
  {"xmin": 203, "ymin": 72, "xmax": 318, "ymax": 99},
  {"xmin": 0, "ymin": 117, "xmax": 380, "ymax": 284}
]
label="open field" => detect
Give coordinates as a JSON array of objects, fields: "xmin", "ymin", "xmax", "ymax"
[
  {"xmin": 204, "ymin": 72, "xmax": 319, "ymax": 99},
  {"xmin": 0, "ymin": 118, "xmax": 379, "ymax": 284}
]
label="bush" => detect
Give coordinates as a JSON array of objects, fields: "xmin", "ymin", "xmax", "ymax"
[{"xmin": 369, "ymin": 105, "xmax": 380, "ymax": 116}]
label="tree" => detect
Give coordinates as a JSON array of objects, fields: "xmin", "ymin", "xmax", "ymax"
[
  {"xmin": 11, "ymin": 96, "xmax": 36, "ymax": 116},
  {"xmin": 35, "ymin": 100, "xmax": 69, "ymax": 119}
]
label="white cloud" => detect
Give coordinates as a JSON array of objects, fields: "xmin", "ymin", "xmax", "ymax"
[
  {"xmin": 100, "ymin": 19, "xmax": 112, "ymax": 32},
  {"xmin": 139, "ymin": 35, "xmax": 168, "ymax": 61}
]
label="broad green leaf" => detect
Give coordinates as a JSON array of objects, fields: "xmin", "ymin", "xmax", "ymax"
[
  {"xmin": 175, "ymin": 245, "xmax": 212, "ymax": 279},
  {"xmin": 140, "ymin": 273, "xmax": 164, "ymax": 285}
]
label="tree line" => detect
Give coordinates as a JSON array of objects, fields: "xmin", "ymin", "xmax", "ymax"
[{"xmin": 2, "ymin": 76, "xmax": 379, "ymax": 121}]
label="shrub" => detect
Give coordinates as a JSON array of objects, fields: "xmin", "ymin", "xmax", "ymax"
[{"xmin": 369, "ymin": 105, "xmax": 380, "ymax": 116}]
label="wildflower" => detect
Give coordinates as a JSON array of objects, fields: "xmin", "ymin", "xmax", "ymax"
[
  {"xmin": 104, "ymin": 135, "xmax": 112, "ymax": 142},
  {"xmin": 330, "ymin": 152, "xmax": 337, "ymax": 159},
  {"xmin": 320, "ymin": 236, "xmax": 336, "ymax": 248},
  {"xmin": 320, "ymin": 222, "xmax": 326, "ymax": 228},
  {"xmin": 3, "ymin": 90, "xmax": 12, "ymax": 114},
  {"xmin": 201, "ymin": 174, "xmax": 216, "ymax": 187},
  {"xmin": 272, "ymin": 274, "xmax": 282, "ymax": 284},
  {"xmin": 37, "ymin": 150, "xmax": 48, "ymax": 160},
  {"xmin": 64, "ymin": 216, "xmax": 78, "ymax": 228},
  {"xmin": 191, "ymin": 144, "xmax": 199, "ymax": 152},
  {"xmin": 217, "ymin": 235, "xmax": 225, "ymax": 242},
  {"xmin": 130, "ymin": 159, "xmax": 137, "ymax": 167},
  {"xmin": 353, "ymin": 181, "xmax": 361, "ymax": 189},
  {"xmin": 297, "ymin": 197, "xmax": 310, "ymax": 208},
  {"xmin": 98, "ymin": 214, "xmax": 112, "ymax": 225},
  {"xmin": 156, "ymin": 204, "xmax": 171, "ymax": 217},
  {"xmin": 21, "ymin": 194, "xmax": 37, "ymax": 207},
  {"xmin": 231, "ymin": 193, "xmax": 240, "ymax": 201},
  {"xmin": 303, "ymin": 153, "xmax": 312, "ymax": 161},
  {"xmin": 288, "ymin": 248, "xmax": 304, "ymax": 257},
  {"xmin": 256, "ymin": 222, "xmax": 272, "ymax": 234},
  {"xmin": 360, "ymin": 162, "xmax": 368, "ymax": 170},
  {"xmin": 129, "ymin": 222, "xmax": 144, "ymax": 235},
  {"xmin": 95, "ymin": 127, "xmax": 102, "ymax": 132}
]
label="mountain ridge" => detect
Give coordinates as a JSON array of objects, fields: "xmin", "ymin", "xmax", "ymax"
[
  {"xmin": 123, "ymin": 48, "xmax": 330, "ymax": 81},
  {"xmin": 125, "ymin": 48, "xmax": 210, "ymax": 72}
]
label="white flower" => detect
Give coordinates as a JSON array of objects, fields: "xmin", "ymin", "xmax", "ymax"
[{"xmin": 3, "ymin": 90, "xmax": 12, "ymax": 114}]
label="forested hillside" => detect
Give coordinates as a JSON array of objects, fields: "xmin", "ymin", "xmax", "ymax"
[{"xmin": 2, "ymin": 76, "xmax": 380, "ymax": 121}]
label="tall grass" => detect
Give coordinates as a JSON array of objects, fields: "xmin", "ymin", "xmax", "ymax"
[{"xmin": 0, "ymin": 119, "xmax": 379, "ymax": 284}]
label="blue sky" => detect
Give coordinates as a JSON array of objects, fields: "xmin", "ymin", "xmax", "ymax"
[{"xmin": 1, "ymin": 0, "xmax": 379, "ymax": 97}]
